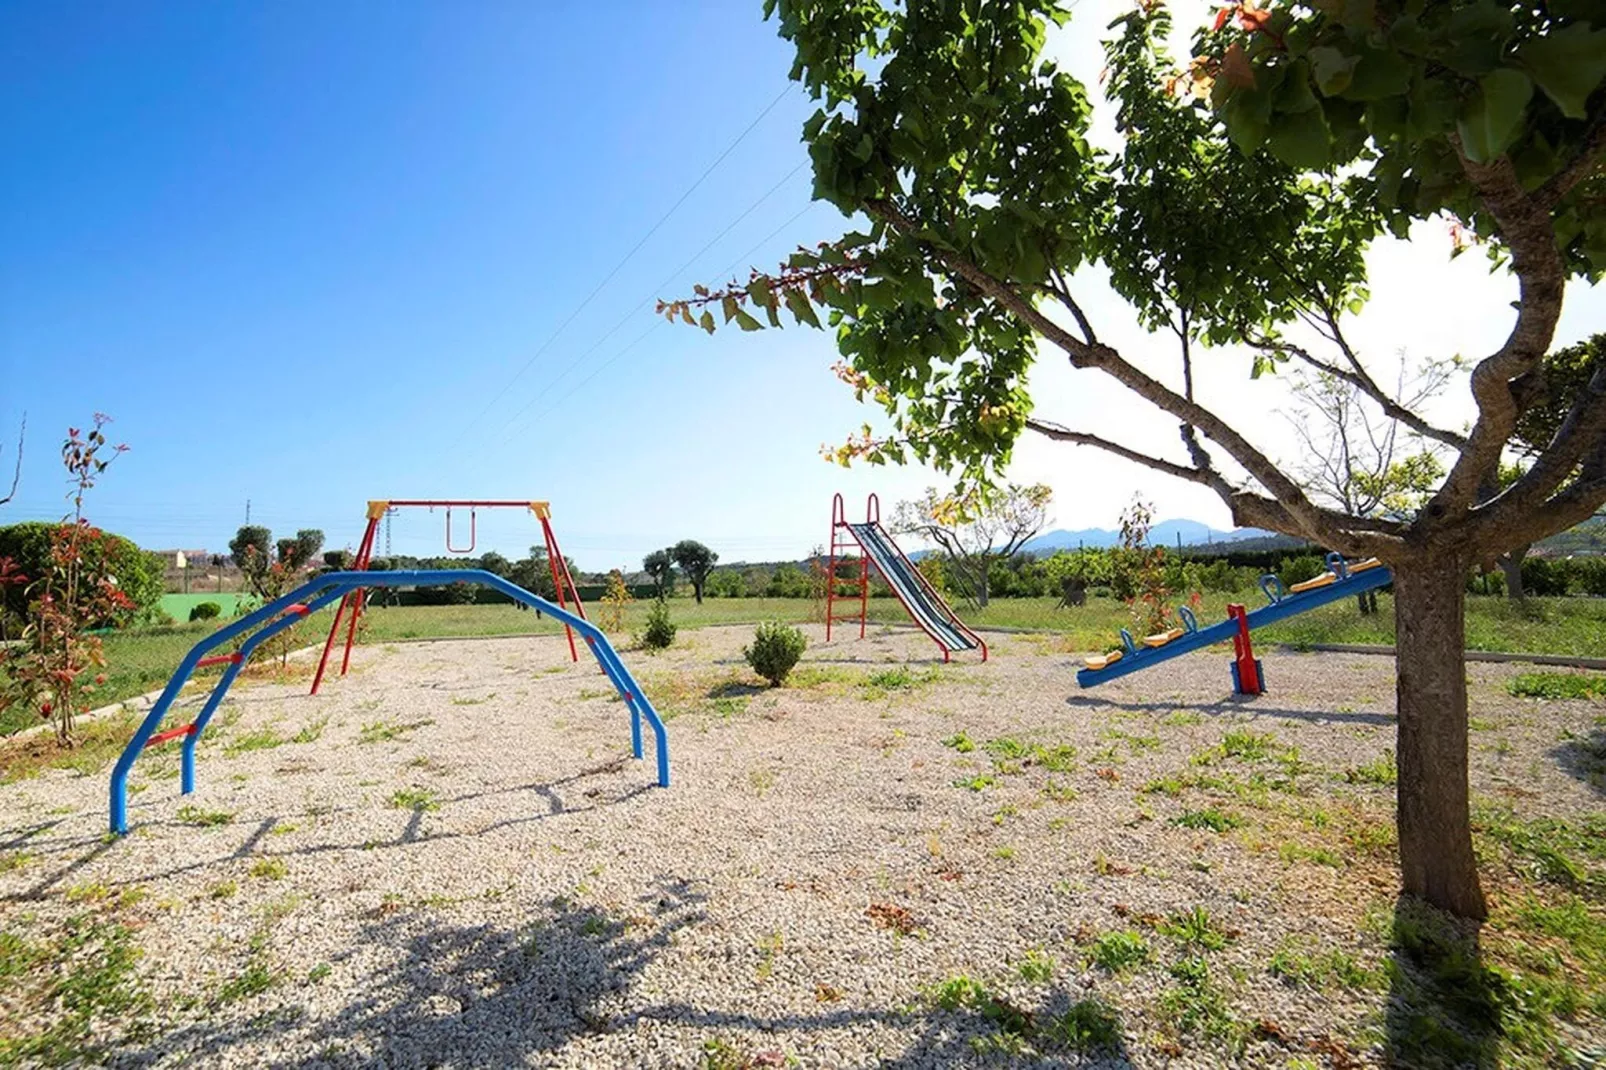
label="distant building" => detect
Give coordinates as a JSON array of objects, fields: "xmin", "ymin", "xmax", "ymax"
[{"xmin": 154, "ymin": 549, "xmax": 210, "ymax": 569}]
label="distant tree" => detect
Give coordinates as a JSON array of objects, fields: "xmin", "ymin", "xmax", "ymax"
[
  {"xmin": 600, "ymin": 569, "xmax": 633, "ymax": 633},
  {"xmin": 892, "ymin": 484, "xmax": 1051, "ymax": 608},
  {"xmin": 477, "ymin": 550, "xmax": 512, "ymax": 578},
  {"xmin": 642, "ymin": 549, "xmax": 676, "ymax": 599},
  {"xmin": 669, "ymin": 540, "xmax": 719, "ymax": 604},
  {"xmin": 231, "ymin": 526, "xmax": 322, "ymax": 598},
  {"xmin": 323, "ymin": 550, "xmax": 352, "ymax": 570}
]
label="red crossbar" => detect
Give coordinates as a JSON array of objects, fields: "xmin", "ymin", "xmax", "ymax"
[
  {"xmin": 286, "ymin": 604, "xmax": 310, "ymax": 616},
  {"xmin": 196, "ymin": 654, "xmax": 243, "ymax": 668},
  {"xmin": 145, "ymin": 723, "xmax": 197, "ymax": 748}
]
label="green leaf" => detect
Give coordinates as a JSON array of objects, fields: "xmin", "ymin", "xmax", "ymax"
[
  {"xmin": 1266, "ymin": 104, "xmax": 1332, "ymax": 169},
  {"xmin": 1342, "ymin": 49, "xmax": 1412, "ymax": 102},
  {"xmin": 1309, "ymin": 46, "xmax": 1359, "ymax": 96},
  {"xmin": 1456, "ymin": 68, "xmax": 1533, "ymax": 164},
  {"xmin": 1223, "ymin": 90, "xmax": 1272, "ymax": 155},
  {"xmin": 749, "ymin": 277, "xmax": 773, "ymax": 307},
  {"xmin": 784, "ymin": 287, "xmax": 821, "ymax": 328},
  {"xmin": 721, "ymin": 295, "xmax": 740, "ymax": 324},
  {"xmin": 1275, "ymin": 60, "xmax": 1319, "ymax": 114},
  {"xmin": 698, "ymin": 310, "xmax": 716, "ymax": 335},
  {"xmin": 734, "ymin": 309, "xmax": 763, "ymax": 331},
  {"xmin": 1518, "ymin": 22, "xmax": 1606, "ymax": 119}
]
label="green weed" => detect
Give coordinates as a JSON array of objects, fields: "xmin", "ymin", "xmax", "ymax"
[
  {"xmin": 175, "ymin": 805, "xmax": 234, "ymax": 827},
  {"xmin": 389, "ymin": 787, "xmax": 440, "ymax": 812},
  {"xmin": 1088, "ymin": 929, "xmax": 1150, "ymax": 972},
  {"xmin": 358, "ymin": 718, "xmax": 435, "ymax": 744},
  {"xmin": 1173, "ymin": 808, "xmax": 1243, "ymax": 833},
  {"xmin": 1507, "ymin": 672, "xmax": 1606, "ymax": 700}
]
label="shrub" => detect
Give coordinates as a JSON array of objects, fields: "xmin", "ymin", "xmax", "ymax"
[
  {"xmin": 1279, "ymin": 554, "xmax": 1326, "ymax": 585},
  {"xmin": 1570, "ymin": 556, "xmax": 1606, "ymax": 597},
  {"xmin": 189, "ymin": 601, "xmax": 222, "ymax": 622},
  {"xmin": 744, "ymin": 622, "xmax": 807, "ymax": 686},
  {"xmin": 1520, "ymin": 555, "xmax": 1570, "ymax": 596},
  {"xmin": 640, "ymin": 599, "xmax": 676, "ymax": 651},
  {"xmin": 0, "ymin": 521, "xmax": 163, "ymax": 630}
]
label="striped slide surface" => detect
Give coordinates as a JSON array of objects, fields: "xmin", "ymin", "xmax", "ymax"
[{"xmin": 846, "ymin": 522, "xmax": 977, "ymax": 652}]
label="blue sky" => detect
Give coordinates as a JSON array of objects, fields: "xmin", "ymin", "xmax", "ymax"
[{"xmin": 4, "ymin": 1, "xmax": 1603, "ymax": 571}]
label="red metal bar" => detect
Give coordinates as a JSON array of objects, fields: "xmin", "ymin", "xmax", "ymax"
[
  {"xmin": 335, "ymin": 517, "xmax": 383, "ymax": 680},
  {"xmin": 1228, "ymin": 603, "xmax": 1262, "ymax": 695},
  {"xmin": 312, "ymin": 514, "xmax": 379, "ymax": 695},
  {"xmin": 383, "ymin": 499, "xmax": 540, "ymax": 508},
  {"xmin": 540, "ymin": 517, "xmax": 579, "ymax": 662},
  {"xmin": 826, "ymin": 494, "xmax": 844, "ymax": 642},
  {"xmin": 145, "ymin": 723, "xmax": 196, "ymax": 748},
  {"xmin": 196, "ymin": 654, "xmax": 243, "ymax": 668}
]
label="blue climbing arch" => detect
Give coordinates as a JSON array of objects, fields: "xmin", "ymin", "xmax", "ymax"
[{"xmin": 109, "ymin": 569, "xmax": 669, "ymax": 835}]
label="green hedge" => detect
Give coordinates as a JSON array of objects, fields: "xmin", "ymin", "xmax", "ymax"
[{"xmin": 0, "ymin": 521, "xmax": 166, "ymax": 630}]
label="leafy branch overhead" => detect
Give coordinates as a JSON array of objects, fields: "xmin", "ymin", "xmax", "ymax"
[{"xmin": 667, "ymin": 0, "xmax": 1606, "ymax": 922}]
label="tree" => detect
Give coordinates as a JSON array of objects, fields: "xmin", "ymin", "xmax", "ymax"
[
  {"xmin": 642, "ymin": 549, "xmax": 676, "ymax": 599},
  {"xmin": 891, "ymin": 484, "xmax": 1051, "ymax": 608},
  {"xmin": 665, "ymin": 1, "xmax": 1606, "ymax": 918},
  {"xmin": 230, "ymin": 525, "xmax": 322, "ymax": 598},
  {"xmin": 669, "ymin": 539, "xmax": 719, "ymax": 604},
  {"xmin": 1497, "ymin": 333, "xmax": 1606, "ymax": 597},
  {"xmin": 477, "ymin": 550, "xmax": 512, "ymax": 578}
]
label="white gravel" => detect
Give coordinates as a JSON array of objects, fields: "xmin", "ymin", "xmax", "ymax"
[{"xmin": 1, "ymin": 623, "xmax": 1601, "ymax": 1068}]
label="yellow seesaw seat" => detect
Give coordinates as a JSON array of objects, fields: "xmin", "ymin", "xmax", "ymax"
[
  {"xmin": 1083, "ymin": 650, "xmax": 1124, "ymax": 671},
  {"xmin": 1347, "ymin": 557, "xmax": 1383, "ymax": 573},
  {"xmin": 1144, "ymin": 627, "xmax": 1185, "ymax": 648},
  {"xmin": 1289, "ymin": 572, "xmax": 1338, "ymax": 593}
]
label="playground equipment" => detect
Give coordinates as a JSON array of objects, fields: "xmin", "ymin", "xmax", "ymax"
[
  {"xmin": 108, "ymin": 569, "xmax": 668, "ymax": 836},
  {"xmin": 826, "ymin": 493, "xmax": 987, "ymax": 662},
  {"xmin": 311, "ymin": 500, "xmax": 586, "ymax": 695},
  {"xmin": 1077, "ymin": 553, "xmax": 1392, "ymax": 694}
]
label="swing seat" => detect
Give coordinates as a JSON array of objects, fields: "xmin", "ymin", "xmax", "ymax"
[
  {"xmin": 1143, "ymin": 627, "xmax": 1185, "ymax": 648},
  {"xmin": 1083, "ymin": 649, "xmax": 1124, "ymax": 671},
  {"xmin": 1289, "ymin": 572, "xmax": 1338, "ymax": 593}
]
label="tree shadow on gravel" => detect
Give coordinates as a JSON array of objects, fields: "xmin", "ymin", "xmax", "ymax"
[
  {"xmin": 1551, "ymin": 725, "xmax": 1606, "ymax": 796},
  {"xmin": 1382, "ymin": 894, "xmax": 1503, "ymax": 1069},
  {"xmin": 2, "ymin": 758, "xmax": 652, "ymax": 902},
  {"xmin": 1065, "ymin": 694, "xmax": 1395, "ymax": 727},
  {"xmin": 107, "ymin": 876, "xmax": 715, "ymax": 1068}
]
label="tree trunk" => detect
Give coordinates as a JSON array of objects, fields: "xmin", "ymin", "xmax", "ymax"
[
  {"xmin": 1392, "ymin": 555, "xmax": 1488, "ymax": 920},
  {"xmin": 694, "ymin": 581, "xmax": 703, "ymax": 604},
  {"xmin": 1498, "ymin": 548, "xmax": 1526, "ymax": 601},
  {"xmin": 976, "ymin": 567, "xmax": 989, "ymax": 609}
]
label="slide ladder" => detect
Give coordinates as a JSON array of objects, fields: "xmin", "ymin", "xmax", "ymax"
[
  {"xmin": 826, "ymin": 493, "xmax": 986, "ymax": 662},
  {"xmin": 109, "ymin": 569, "xmax": 669, "ymax": 835}
]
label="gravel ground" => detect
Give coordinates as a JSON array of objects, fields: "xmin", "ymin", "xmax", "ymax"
[{"xmin": 1, "ymin": 623, "xmax": 1601, "ymax": 1068}]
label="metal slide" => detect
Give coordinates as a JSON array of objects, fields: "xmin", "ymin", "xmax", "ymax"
[
  {"xmin": 845, "ymin": 521, "xmax": 985, "ymax": 657},
  {"xmin": 1076, "ymin": 555, "xmax": 1394, "ymax": 688},
  {"xmin": 109, "ymin": 569, "xmax": 669, "ymax": 835}
]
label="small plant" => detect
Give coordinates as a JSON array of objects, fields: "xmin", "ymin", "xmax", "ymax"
[
  {"xmin": 207, "ymin": 880, "xmax": 238, "ymax": 899},
  {"xmin": 188, "ymin": 601, "xmax": 223, "ymax": 622},
  {"xmin": 1048, "ymin": 998, "xmax": 1122, "ymax": 1052},
  {"xmin": 290, "ymin": 717, "xmax": 328, "ymax": 744},
  {"xmin": 640, "ymin": 599, "xmax": 677, "ymax": 651},
  {"xmin": 1016, "ymin": 948, "xmax": 1055, "ymax": 983},
  {"xmin": 599, "ymin": 569, "xmax": 634, "ymax": 634},
  {"xmin": 390, "ymin": 787, "xmax": 440, "ymax": 812},
  {"xmin": 358, "ymin": 718, "xmax": 434, "ymax": 744},
  {"xmin": 1173, "ymin": 808, "xmax": 1243, "ymax": 833},
  {"xmin": 743, "ymin": 621, "xmax": 807, "ymax": 686},
  {"xmin": 1345, "ymin": 749, "xmax": 1398, "ymax": 785},
  {"xmin": 941, "ymin": 731, "xmax": 976, "ymax": 753},
  {"xmin": 1160, "ymin": 906, "xmax": 1233, "ymax": 950},
  {"xmin": 222, "ymin": 727, "xmax": 285, "ymax": 756},
  {"xmin": 176, "ymin": 805, "xmax": 234, "ymax": 827},
  {"xmin": 1088, "ymin": 929, "xmax": 1150, "ymax": 972},
  {"xmin": 249, "ymin": 858, "xmax": 287, "ymax": 881}
]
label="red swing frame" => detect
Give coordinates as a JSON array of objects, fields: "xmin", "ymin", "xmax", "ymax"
[{"xmin": 308, "ymin": 500, "xmax": 586, "ymax": 695}]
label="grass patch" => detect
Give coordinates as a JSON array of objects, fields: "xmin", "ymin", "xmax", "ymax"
[
  {"xmin": 1268, "ymin": 937, "xmax": 1378, "ymax": 989},
  {"xmin": 1507, "ymin": 672, "xmax": 1606, "ymax": 700},
  {"xmin": 1159, "ymin": 954, "xmax": 1246, "ymax": 1051},
  {"xmin": 941, "ymin": 731, "xmax": 976, "ymax": 753},
  {"xmin": 389, "ymin": 787, "xmax": 441, "ymax": 812},
  {"xmin": 222, "ymin": 726, "xmax": 285, "ymax": 756},
  {"xmin": 1159, "ymin": 906, "xmax": 1234, "ymax": 951},
  {"xmin": 1172, "ymin": 808, "xmax": 1243, "ymax": 833},
  {"xmin": 358, "ymin": 718, "xmax": 435, "ymax": 744},
  {"xmin": 175, "ymin": 805, "xmax": 234, "ymax": 827},
  {"xmin": 1345, "ymin": 748, "xmax": 1399, "ymax": 785},
  {"xmin": 0, "ymin": 713, "xmax": 141, "ymax": 783},
  {"xmin": 249, "ymin": 858, "xmax": 287, "ymax": 881},
  {"xmin": 290, "ymin": 717, "xmax": 328, "ymax": 744},
  {"xmin": 0, "ymin": 915, "xmax": 152, "ymax": 1064},
  {"xmin": 1087, "ymin": 929, "xmax": 1150, "ymax": 972}
]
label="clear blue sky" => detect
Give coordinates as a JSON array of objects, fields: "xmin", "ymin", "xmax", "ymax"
[{"xmin": 0, "ymin": 0, "xmax": 947, "ymax": 570}]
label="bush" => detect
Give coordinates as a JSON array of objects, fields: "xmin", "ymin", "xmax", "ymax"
[
  {"xmin": 1521, "ymin": 556, "xmax": 1570, "ymax": 596},
  {"xmin": 189, "ymin": 601, "xmax": 223, "ymax": 622},
  {"xmin": 1279, "ymin": 554, "xmax": 1326, "ymax": 585},
  {"xmin": 0, "ymin": 521, "xmax": 164, "ymax": 630},
  {"xmin": 744, "ymin": 622, "xmax": 807, "ymax": 686},
  {"xmin": 640, "ymin": 599, "xmax": 676, "ymax": 651},
  {"xmin": 1570, "ymin": 556, "xmax": 1606, "ymax": 597}
]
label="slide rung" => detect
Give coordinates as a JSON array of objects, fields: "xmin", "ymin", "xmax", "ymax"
[{"xmin": 145, "ymin": 723, "xmax": 197, "ymax": 748}]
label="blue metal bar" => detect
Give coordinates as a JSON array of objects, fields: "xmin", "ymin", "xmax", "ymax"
[
  {"xmin": 110, "ymin": 570, "xmax": 669, "ymax": 835},
  {"xmin": 1076, "ymin": 566, "xmax": 1393, "ymax": 688}
]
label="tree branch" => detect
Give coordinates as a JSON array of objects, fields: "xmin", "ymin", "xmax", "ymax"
[
  {"xmin": 1430, "ymin": 150, "xmax": 1567, "ymax": 516},
  {"xmin": 1472, "ymin": 362, "xmax": 1606, "ymax": 532},
  {"xmin": 866, "ymin": 197, "xmax": 1376, "ymax": 549},
  {"xmin": 1537, "ymin": 108, "xmax": 1606, "ymax": 209},
  {"xmin": 1046, "ymin": 264, "xmax": 1097, "ymax": 345},
  {"xmin": 0, "ymin": 415, "xmax": 23, "ymax": 508},
  {"xmin": 1260, "ymin": 338, "xmax": 1469, "ymax": 450}
]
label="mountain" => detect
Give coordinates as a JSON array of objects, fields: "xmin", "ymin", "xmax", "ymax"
[{"xmin": 1020, "ymin": 519, "xmax": 1270, "ymax": 554}]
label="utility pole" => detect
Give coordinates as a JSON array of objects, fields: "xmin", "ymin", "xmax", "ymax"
[{"xmin": 245, "ymin": 499, "xmax": 251, "ymax": 525}]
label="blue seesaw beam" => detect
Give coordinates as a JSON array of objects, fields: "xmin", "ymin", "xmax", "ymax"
[
  {"xmin": 1075, "ymin": 561, "xmax": 1394, "ymax": 689},
  {"xmin": 109, "ymin": 569, "xmax": 669, "ymax": 835}
]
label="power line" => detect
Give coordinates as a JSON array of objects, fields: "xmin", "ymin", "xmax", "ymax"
[
  {"xmin": 503, "ymin": 199, "xmax": 823, "ymax": 438},
  {"xmin": 449, "ymin": 82, "xmax": 797, "ymax": 447},
  {"xmin": 482, "ymin": 160, "xmax": 809, "ymax": 445}
]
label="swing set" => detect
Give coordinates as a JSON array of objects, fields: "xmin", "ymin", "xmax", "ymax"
[{"xmin": 309, "ymin": 499, "xmax": 587, "ymax": 695}]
